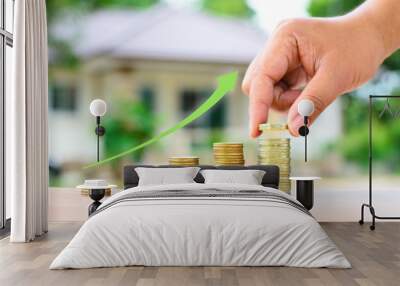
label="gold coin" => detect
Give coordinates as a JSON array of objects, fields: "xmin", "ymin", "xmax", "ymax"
[
  {"xmin": 214, "ymin": 147, "xmax": 243, "ymax": 149},
  {"xmin": 169, "ymin": 162, "xmax": 199, "ymax": 164},
  {"xmin": 169, "ymin": 164, "xmax": 199, "ymax": 166},
  {"xmin": 214, "ymin": 142, "xmax": 243, "ymax": 145},
  {"xmin": 258, "ymin": 145, "xmax": 290, "ymax": 148},
  {"xmin": 213, "ymin": 143, "xmax": 243, "ymax": 148},
  {"xmin": 214, "ymin": 150, "xmax": 244, "ymax": 153},
  {"xmin": 258, "ymin": 161, "xmax": 290, "ymax": 165},
  {"xmin": 258, "ymin": 154, "xmax": 290, "ymax": 156},
  {"xmin": 169, "ymin": 159, "xmax": 199, "ymax": 161},
  {"xmin": 169, "ymin": 161, "xmax": 199, "ymax": 164},
  {"xmin": 214, "ymin": 158, "xmax": 244, "ymax": 161},
  {"xmin": 259, "ymin": 160, "xmax": 289, "ymax": 164},
  {"xmin": 258, "ymin": 149, "xmax": 290, "ymax": 153},
  {"xmin": 258, "ymin": 153, "xmax": 290, "ymax": 156},
  {"xmin": 214, "ymin": 154, "xmax": 244, "ymax": 157},
  {"xmin": 214, "ymin": 157, "xmax": 244, "ymax": 159},
  {"xmin": 258, "ymin": 158, "xmax": 290, "ymax": 161},
  {"xmin": 215, "ymin": 161, "xmax": 245, "ymax": 164},
  {"xmin": 259, "ymin": 123, "xmax": 288, "ymax": 131},
  {"xmin": 258, "ymin": 144, "xmax": 290, "ymax": 147},
  {"xmin": 258, "ymin": 138, "xmax": 289, "ymax": 142},
  {"xmin": 258, "ymin": 163, "xmax": 290, "ymax": 165},
  {"xmin": 169, "ymin": 161, "xmax": 199, "ymax": 163},
  {"xmin": 258, "ymin": 159, "xmax": 290, "ymax": 163},
  {"xmin": 258, "ymin": 142, "xmax": 290, "ymax": 146},
  {"xmin": 258, "ymin": 140, "xmax": 290, "ymax": 143},
  {"xmin": 215, "ymin": 160, "xmax": 245, "ymax": 162},
  {"xmin": 213, "ymin": 146, "xmax": 243, "ymax": 149},
  {"xmin": 258, "ymin": 142, "xmax": 290, "ymax": 145},
  {"xmin": 258, "ymin": 152, "xmax": 290, "ymax": 155},
  {"xmin": 169, "ymin": 156, "xmax": 199, "ymax": 159},
  {"xmin": 213, "ymin": 149, "xmax": 243, "ymax": 152},
  {"xmin": 214, "ymin": 151, "xmax": 243, "ymax": 153},
  {"xmin": 257, "ymin": 154, "xmax": 290, "ymax": 157},
  {"xmin": 214, "ymin": 152, "xmax": 244, "ymax": 157}
]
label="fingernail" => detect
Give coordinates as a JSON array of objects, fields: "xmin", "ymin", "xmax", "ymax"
[{"xmin": 289, "ymin": 116, "xmax": 304, "ymax": 137}]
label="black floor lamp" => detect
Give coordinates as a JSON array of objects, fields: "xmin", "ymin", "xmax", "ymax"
[{"xmin": 86, "ymin": 99, "xmax": 108, "ymax": 215}]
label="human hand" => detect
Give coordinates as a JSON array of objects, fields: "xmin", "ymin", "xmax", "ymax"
[{"xmin": 242, "ymin": 16, "xmax": 386, "ymax": 137}]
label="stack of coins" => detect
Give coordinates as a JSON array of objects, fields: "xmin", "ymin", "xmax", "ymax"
[
  {"xmin": 213, "ymin": 143, "xmax": 245, "ymax": 166},
  {"xmin": 168, "ymin": 156, "xmax": 200, "ymax": 166},
  {"xmin": 258, "ymin": 124, "xmax": 291, "ymax": 193}
]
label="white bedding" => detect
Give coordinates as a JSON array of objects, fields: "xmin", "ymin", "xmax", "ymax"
[{"xmin": 50, "ymin": 183, "xmax": 350, "ymax": 269}]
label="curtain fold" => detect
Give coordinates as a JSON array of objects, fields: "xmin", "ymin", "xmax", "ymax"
[{"xmin": 9, "ymin": 0, "xmax": 49, "ymax": 242}]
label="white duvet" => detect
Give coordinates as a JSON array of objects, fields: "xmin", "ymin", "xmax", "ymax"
[{"xmin": 50, "ymin": 183, "xmax": 350, "ymax": 269}]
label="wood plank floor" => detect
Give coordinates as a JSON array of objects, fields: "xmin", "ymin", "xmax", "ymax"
[{"xmin": 1, "ymin": 222, "xmax": 400, "ymax": 286}]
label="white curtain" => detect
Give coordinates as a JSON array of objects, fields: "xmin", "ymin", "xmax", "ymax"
[{"xmin": 8, "ymin": 0, "xmax": 49, "ymax": 242}]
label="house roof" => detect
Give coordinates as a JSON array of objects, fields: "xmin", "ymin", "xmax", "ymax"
[{"xmin": 52, "ymin": 5, "xmax": 267, "ymax": 64}]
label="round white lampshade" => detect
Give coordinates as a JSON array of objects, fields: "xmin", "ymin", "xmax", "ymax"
[
  {"xmin": 89, "ymin": 99, "xmax": 107, "ymax": 117},
  {"xmin": 297, "ymin": 99, "xmax": 315, "ymax": 117}
]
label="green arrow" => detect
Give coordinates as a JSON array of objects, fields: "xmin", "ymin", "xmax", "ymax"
[{"xmin": 84, "ymin": 71, "xmax": 238, "ymax": 169}]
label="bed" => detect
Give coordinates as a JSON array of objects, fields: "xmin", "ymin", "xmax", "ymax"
[{"xmin": 50, "ymin": 165, "xmax": 350, "ymax": 269}]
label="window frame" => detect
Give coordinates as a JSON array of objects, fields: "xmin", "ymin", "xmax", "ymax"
[
  {"xmin": 0, "ymin": 0, "xmax": 14, "ymax": 233},
  {"xmin": 180, "ymin": 88, "xmax": 226, "ymax": 129},
  {"xmin": 49, "ymin": 83, "xmax": 78, "ymax": 112}
]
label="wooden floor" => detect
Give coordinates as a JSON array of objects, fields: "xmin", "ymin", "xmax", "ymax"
[{"xmin": 1, "ymin": 222, "xmax": 400, "ymax": 286}]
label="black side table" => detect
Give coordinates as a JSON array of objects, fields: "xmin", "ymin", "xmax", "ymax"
[
  {"xmin": 88, "ymin": 189, "xmax": 106, "ymax": 215},
  {"xmin": 77, "ymin": 183, "xmax": 117, "ymax": 216},
  {"xmin": 289, "ymin": 177, "xmax": 320, "ymax": 210}
]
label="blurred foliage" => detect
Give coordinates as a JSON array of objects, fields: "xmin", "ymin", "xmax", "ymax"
[
  {"xmin": 308, "ymin": 0, "xmax": 363, "ymax": 17},
  {"xmin": 201, "ymin": 0, "xmax": 254, "ymax": 18},
  {"xmin": 48, "ymin": 38, "xmax": 80, "ymax": 70},
  {"xmin": 308, "ymin": 0, "xmax": 400, "ymax": 171},
  {"xmin": 103, "ymin": 99, "xmax": 156, "ymax": 167},
  {"xmin": 47, "ymin": 0, "xmax": 159, "ymax": 68},
  {"xmin": 308, "ymin": 0, "xmax": 400, "ymax": 71},
  {"xmin": 338, "ymin": 94, "xmax": 400, "ymax": 170},
  {"xmin": 47, "ymin": 0, "xmax": 159, "ymax": 23}
]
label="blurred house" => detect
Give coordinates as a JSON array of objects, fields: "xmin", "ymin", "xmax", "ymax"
[{"xmin": 48, "ymin": 5, "xmax": 342, "ymax": 182}]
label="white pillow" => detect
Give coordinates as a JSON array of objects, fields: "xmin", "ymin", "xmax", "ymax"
[
  {"xmin": 135, "ymin": 167, "xmax": 200, "ymax": 186},
  {"xmin": 200, "ymin": 169, "xmax": 266, "ymax": 185}
]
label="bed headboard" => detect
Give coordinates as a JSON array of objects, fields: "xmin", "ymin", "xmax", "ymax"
[{"xmin": 123, "ymin": 165, "xmax": 280, "ymax": 189}]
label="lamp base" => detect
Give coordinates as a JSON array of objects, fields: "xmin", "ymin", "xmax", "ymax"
[{"xmin": 88, "ymin": 188, "xmax": 106, "ymax": 216}]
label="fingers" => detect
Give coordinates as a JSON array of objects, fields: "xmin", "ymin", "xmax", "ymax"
[
  {"xmin": 242, "ymin": 52, "xmax": 262, "ymax": 95},
  {"xmin": 248, "ymin": 77, "xmax": 274, "ymax": 137},
  {"xmin": 272, "ymin": 88, "xmax": 301, "ymax": 111},
  {"xmin": 244, "ymin": 35, "xmax": 300, "ymax": 137},
  {"xmin": 287, "ymin": 66, "xmax": 338, "ymax": 136}
]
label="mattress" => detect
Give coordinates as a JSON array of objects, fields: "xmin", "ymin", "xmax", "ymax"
[{"xmin": 50, "ymin": 183, "xmax": 350, "ymax": 269}]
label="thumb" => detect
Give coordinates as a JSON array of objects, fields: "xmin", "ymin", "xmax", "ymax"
[{"xmin": 287, "ymin": 67, "xmax": 338, "ymax": 136}]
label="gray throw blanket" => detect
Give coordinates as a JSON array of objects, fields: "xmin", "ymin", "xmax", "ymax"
[{"xmin": 92, "ymin": 189, "xmax": 311, "ymax": 217}]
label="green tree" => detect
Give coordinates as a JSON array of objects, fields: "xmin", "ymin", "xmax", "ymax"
[
  {"xmin": 47, "ymin": 0, "xmax": 159, "ymax": 23},
  {"xmin": 308, "ymin": 0, "xmax": 400, "ymax": 71},
  {"xmin": 103, "ymin": 99, "xmax": 157, "ymax": 178},
  {"xmin": 201, "ymin": 0, "xmax": 254, "ymax": 18},
  {"xmin": 308, "ymin": 0, "xmax": 363, "ymax": 17}
]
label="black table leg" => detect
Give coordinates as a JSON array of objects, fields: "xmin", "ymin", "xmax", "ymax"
[
  {"xmin": 88, "ymin": 189, "xmax": 105, "ymax": 216},
  {"xmin": 296, "ymin": 180, "xmax": 314, "ymax": 210}
]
